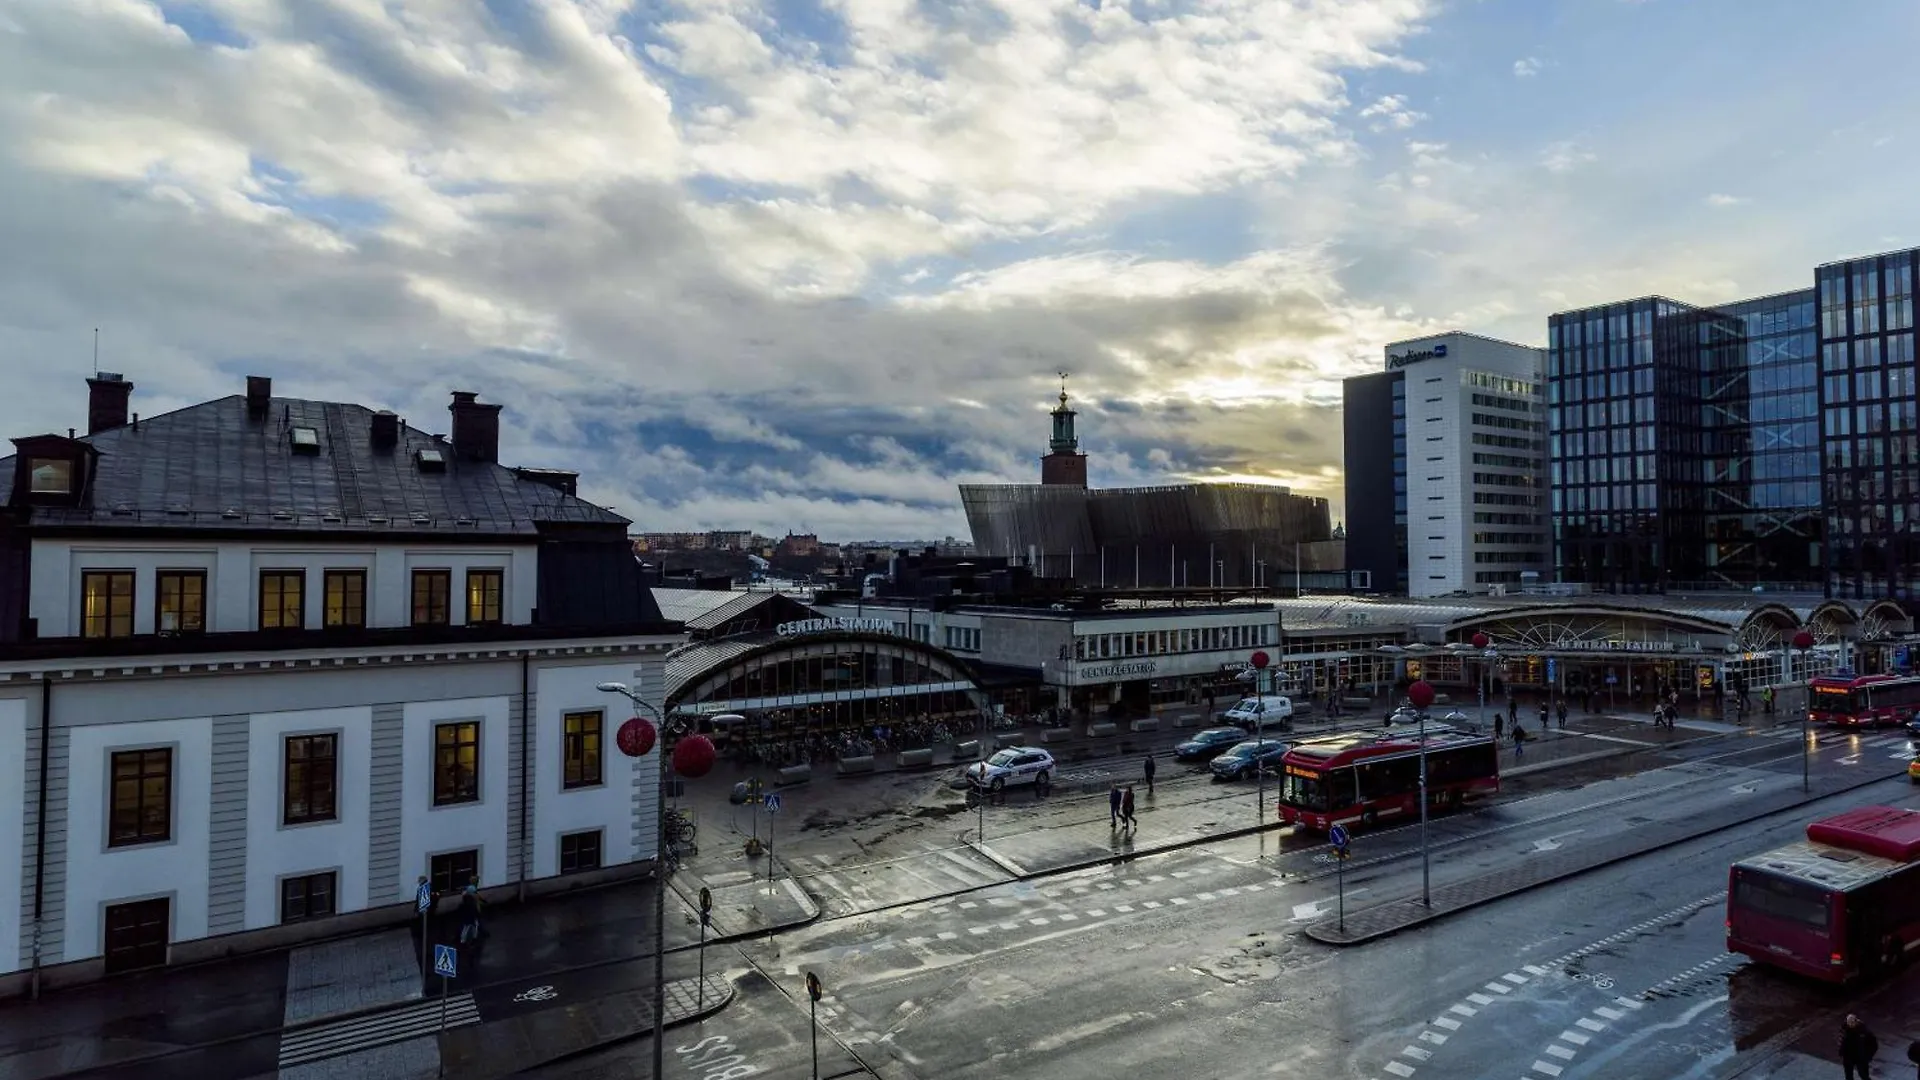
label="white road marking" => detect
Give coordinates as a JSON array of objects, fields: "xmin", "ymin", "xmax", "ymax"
[
  {"xmin": 1087, "ymin": 909, "xmax": 1107, "ymax": 917},
  {"xmin": 1384, "ymin": 1062, "xmax": 1416, "ymax": 1078},
  {"xmin": 1504, "ymin": 972, "xmax": 1531, "ymax": 983},
  {"xmin": 1575, "ymin": 1017, "xmax": 1606, "ymax": 1032},
  {"xmin": 1467, "ymin": 993, "xmax": 1494, "ymax": 1005},
  {"xmin": 1594, "ymin": 1006, "xmax": 1624, "ymax": 1020},
  {"xmin": 1484, "ymin": 982, "xmax": 1511, "ymax": 994},
  {"xmin": 1449, "ymin": 1004, "xmax": 1477, "ymax": 1017},
  {"xmin": 1531, "ymin": 1060, "xmax": 1564, "ymax": 1076},
  {"xmin": 1557, "ymin": 1031, "xmax": 1590, "ymax": 1046},
  {"xmin": 1545, "ymin": 1045, "xmax": 1575, "ymax": 1060},
  {"xmin": 1418, "ymin": 1031, "xmax": 1448, "ymax": 1045},
  {"xmin": 1433, "ymin": 1016, "xmax": 1462, "ymax": 1031},
  {"xmin": 1401, "ymin": 1045, "xmax": 1432, "ymax": 1062}
]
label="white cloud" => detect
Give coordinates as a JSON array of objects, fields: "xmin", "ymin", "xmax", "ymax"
[
  {"xmin": 1359, "ymin": 93, "xmax": 1426, "ymax": 131},
  {"xmin": 1513, "ymin": 57, "xmax": 1541, "ymax": 77},
  {"xmin": 1539, "ymin": 140, "xmax": 1598, "ymax": 173},
  {"xmin": 1705, "ymin": 192, "xmax": 1748, "ymax": 207}
]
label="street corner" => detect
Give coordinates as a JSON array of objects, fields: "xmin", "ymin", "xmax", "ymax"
[{"xmin": 671, "ymin": 865, "xmax": 822, "ymax": 945}]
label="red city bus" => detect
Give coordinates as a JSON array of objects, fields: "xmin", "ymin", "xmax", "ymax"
[
  {"xmin": 1807, "ymin": 674, "xmax": 1920, "ymax": 727},
  {"xmin": 1276, "ymin": 730, "xmax": 1500, "ymax": 832},
  {"xmin": 1727, "ymin": 805, "xmax": 1920, "ymax": 983}
]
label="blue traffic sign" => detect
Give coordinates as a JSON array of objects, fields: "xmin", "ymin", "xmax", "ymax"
[
  {"xmin": 433, "ymin": 943, "xmax": 459, "ymax": 979},
  {"xmin": 1546, "ymin": 658, "xmax": 1557, "ymax": 683},
  {"xmin": 764, "ymin": 792, "xmax": 782, "ymax": 815},
  {"xmin": 416, "ymin": 881, "xmax": 433, "ymax": 914},
  {"xmin": 1329, "ymin": 824, "xmax": 1351, "ymax": 849}
]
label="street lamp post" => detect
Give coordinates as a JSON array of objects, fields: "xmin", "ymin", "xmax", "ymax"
[
  {"xmin": 599, "ymin": 681, "xmax": 717, "ymax": 1080},
  {"xmin": 1793, "ymin": 630, "xmax": 1815, "ymax": 794},
  {"xmin": 1407, "ymin": 679, "xmax": 1435, "ymax": 906},
  {"xmin": 1470, "ymin": 633, "xmax": 1490, "ymax": 733}
]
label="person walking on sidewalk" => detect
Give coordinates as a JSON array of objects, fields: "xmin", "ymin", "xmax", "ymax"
[
  {"xmin": 1144, "ymin": 753, "xmax": 1157, "ymax": 796},
  {"xmin": 1555, "ymin": 700, "xmax": 1568, "ymax": 728},
  {"xmin": 1512, "ymin": 724, "xmax": 1525, "ymax": 759},
  {"xmin": 1110, "ymin": 783, "xmax": 1123, "ymax": 829},
  {"xmin": 1121, "ymin": 785, "xmax": 1138, "ymax": 831},
  {"xmin": 1493, "ymin": 711, "xmax": 1505, "ymax": 740},
  {"xmin": 1538, "ymin": 702, "xmax": 1549, "ymax": 734},
  {"xmin": 457, "ymin": 884, "xmax": 485, "ymax": 946},
  {"xmin": 1840, "ymin": 1013, "xmax": 1878, "ymax": 1079}
]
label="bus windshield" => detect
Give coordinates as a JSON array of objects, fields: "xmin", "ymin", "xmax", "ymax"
[
  {"xmin": 1812, "ymin": 685, "xmax": 1855, "ymax": 712},
  {"xmin": 1732, "ymin": 870, "xmax": 1831, "ymax": 932},
  {"xmin": 1282, "ymin": 768, "xmax": 1327, "ymax": 811}
]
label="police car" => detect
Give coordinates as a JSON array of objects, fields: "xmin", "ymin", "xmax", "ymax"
[{"xmin": 963, "ymin": 747, "xmax": 1056, "ymax": 792}]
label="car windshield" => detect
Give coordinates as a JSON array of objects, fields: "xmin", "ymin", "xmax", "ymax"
[
  {"xmin": 1226, "ymin": 741, "xmax": 1277, "ymax": 757},
  {"xmin": 987, "ymin": 750, "xmax": 1019, "ymax": 767},
  {"xmin": 1231, "ymin": 698, "xmax": 1264, "ymax": 712},
  {"xmin": 1200, "ymin": 728, "xmax": 1243, "ymax": 740}
]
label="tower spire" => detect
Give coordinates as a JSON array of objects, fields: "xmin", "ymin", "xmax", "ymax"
[
  {"xmin": 1049, "ymin": 371, "xmax": 1077, "ymax": 454},
  {"xmin": 1041, "ymin": 371, "xmax": 1087, "ymax": 487}
]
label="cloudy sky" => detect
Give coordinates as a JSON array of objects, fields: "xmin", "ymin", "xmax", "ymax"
[{"xmin": 3, "ymin": 0, "xmax": 1917, "ymax": 538}]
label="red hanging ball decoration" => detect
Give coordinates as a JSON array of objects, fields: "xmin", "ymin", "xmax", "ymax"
[
  {"xmin": 1249, "ymin": 650, "xmax": 1270, "ymax": 670},
  {"xmin": 672, "ymin": 733, "xmax": 717, "ymax": 779},
  {"xmin": 1791, "ymin": 629, "xmax": 1816, "ymax": 651},
  {"xmin": 1407, "ymin": 679, "xmax": 1436, "ymax": 711},
  {"xmin": 1470, "ymin": 632, "xmax": 1490, "ymax": 650},
  {"xmin": 616, "ymin": 717, "xmax": 657, "ymax": 758}
]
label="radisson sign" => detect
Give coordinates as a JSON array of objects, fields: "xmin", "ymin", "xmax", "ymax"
[{"xmin": 1387, "ymin": 343, "xmax": 1448, "ymax": 369}]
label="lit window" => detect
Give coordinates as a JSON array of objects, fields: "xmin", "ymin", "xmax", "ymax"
[
  {"xmin": 412, "ymin": 570, "xmax": 451, "ymax": 626},
  {"xmin": 465, "ymin": 569, "xmax": 503, "ymax": 625},
  {"xmin": 434, "ymin": 721, "xmax": 481, "ymax": 805},
  {"xmin": 259, "ymin": 570, "xmax": 305, "ymax": 630},
  {"xmin": 82, "ymin": 571, "xmax": 135, "ymax": 638},
  {"xmin": 109, "ymin": 747, "xmax": 172, "ymax": 847},
  {"xmin": 563, "ymin": 711, "xmax": 603, "ymax": 789}
]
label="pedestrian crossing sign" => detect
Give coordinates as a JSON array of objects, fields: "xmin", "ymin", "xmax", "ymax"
[
  {"xmin": 416, "ymin": 881, "xmax": 433, "ymax": 913},
  {"xmin": 433, "ymin": 944, "xmax": 458, "ymax": 979},
  {"xmin": 764, "ymin": 792, "xmax": 782, "ymax": 814}
]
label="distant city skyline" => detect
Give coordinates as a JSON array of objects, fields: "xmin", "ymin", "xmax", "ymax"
[{"xmin": 4, "ymin": 1, "xmax": 1918, "ymax": 536}]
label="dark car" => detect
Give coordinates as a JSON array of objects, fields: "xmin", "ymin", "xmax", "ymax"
[
  {"xmin": 1175, "ymin": 727, "xmax": 1249, "ymax": 762},
  {"xmin": 1209, "ymin": 739, "xmax": 1291, "ymax": 781}
]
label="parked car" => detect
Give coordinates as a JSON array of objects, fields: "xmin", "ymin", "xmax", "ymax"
[
  {"xmin": 1174, "ymin": 727, "xmax": 1250, "ymax": 762},
  {"xmin": 1222, "ymin": 695, "xmax": 1294, "ymax": 732},
  {"xmin": 1209, "ymin": 739, "xmax": 1291, "ymax": 781},
  {"xmin": 963, "ymin": 747, "xmax": 1056, "ymax": 792}
]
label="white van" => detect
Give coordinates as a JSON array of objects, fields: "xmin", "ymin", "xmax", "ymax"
[{"xmin": 1223, "ymin": 694, "xmax": 1294, "ymax": 731}]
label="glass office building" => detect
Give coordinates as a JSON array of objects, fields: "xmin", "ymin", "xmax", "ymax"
[{"xmin": 1817, "ymin": 249, "xmax": 1920, "ymax": 599}]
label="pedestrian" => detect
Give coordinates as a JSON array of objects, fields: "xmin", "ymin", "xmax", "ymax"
[
  {"xmin": 1109, "ymin": 783, "xmax": 1123, "ymax": 829},
  {"xmin": 1506, "ymin": 694, "xmax": 1517, "ymax": 721},
  {"xmin": 1143, "ymin": 753, "xmax": 1157, "ymax": 796},
  {"xmin": 1556, "ymin": 700, "xmax": 1568, "ymax": 728},
  {"xmin": 1512, "ymin": 724, "xmax": 1525, "ymax": 759},
  {"xmin": 1493, "ymin": 712, "xmax": 1505, "ymax": 739},
  {"xmin": 457, "ymin": 883, "xmax": 484, "ymax": 946},
  {"xmin": 1538, "ymin": 702, "xmax": 1549, "ymax": 733},
  {"xmin": 1121, "ymin": 785, "xmax": 1137, "ymax": 831},
  {"xmin": 1840, "ymin": 1013, "xmax": 1878, "ymax": 1080}
]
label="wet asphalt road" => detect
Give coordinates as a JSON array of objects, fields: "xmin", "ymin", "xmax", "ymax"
[{"xmin": 531, "ymin": 724, "xmax": 1920, "ymax": 1079}]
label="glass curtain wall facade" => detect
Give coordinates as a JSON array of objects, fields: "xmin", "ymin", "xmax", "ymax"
[
  {"xmin": 1818, "ymin": 249, "xmax": 1920, "ymax": 598},
  {"xmin": 1702, "ymin": 291, "xmax": 1821, "ymax": 589},
  {"xmin": 1392, "ymin": 375, "xmax": 1409, "ymax": 593},
  {"xmin": 1548, "ymin": 299, "xmax": 1668, "ymax": 592}
]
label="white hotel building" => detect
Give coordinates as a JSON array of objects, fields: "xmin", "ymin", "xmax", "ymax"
[{"xmin": 0, "ymin": 374, "xmax": 681, "ymax": 989}]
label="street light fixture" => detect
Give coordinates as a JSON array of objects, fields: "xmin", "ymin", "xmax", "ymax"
[
  {"xmin": 1470, "ymin": 632, "xmax": 1491, "ymax": 733},
  {"xmin": 1407, "ymin": 678, "xmax": 1435, "ymax": 906},
  {"xmin": 1792, "ymin": 630, "xmax": 1815, "ymax": 794},
  {"xmin": 597, "ymin": 680, "xmax": 715, "ymax": 1080}
]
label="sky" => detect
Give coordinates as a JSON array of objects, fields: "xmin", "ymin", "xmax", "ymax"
[{"xmin": 2, "ymin": 0, "xmax": 1918, "ymax": 539}]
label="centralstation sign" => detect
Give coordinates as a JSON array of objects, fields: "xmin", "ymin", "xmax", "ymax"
[{"xmin": 776, "ymin": 616, "xmax": 896, "ymax": 637}]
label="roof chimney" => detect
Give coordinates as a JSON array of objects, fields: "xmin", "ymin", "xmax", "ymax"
[
  {"xmin": 370, "ymin": 409, "xmax": 399, "ymax": 451},
  {"xmin": 86, "ymin": 372, "xmax": 132, "ymax": 435},
  {"xmin": 246, "ymin": 375, "xmax": 272, "ymax": 420},
  {"xmin": 448, "ymin": 391, "xmax": 501, "ymax": 464}
]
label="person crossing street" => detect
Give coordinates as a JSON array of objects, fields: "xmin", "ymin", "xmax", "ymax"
[{"xmin": 1143, "ymin": 753, "xmax": 1156, "ymax": 796}]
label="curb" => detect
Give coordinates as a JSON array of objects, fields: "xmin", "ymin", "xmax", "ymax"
[
  {"xmin": 1303, "ymin": 764, "xmax": 1907, "ymax": 947},
  {"xmin": 503, "ymin": 976, "xmax": 737, "ymax": 1076},
  {"xmin": 663, "ymin": 871, "xmax": 824, "ymax": 952}
]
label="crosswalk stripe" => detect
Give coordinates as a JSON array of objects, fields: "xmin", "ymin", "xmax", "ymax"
[{"xmin": 278, "ymin": 995, "xmax": 481, "ymax": 1067}]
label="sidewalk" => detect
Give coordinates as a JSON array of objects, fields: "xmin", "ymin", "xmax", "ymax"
[{"xmin": 1729, "ymin": 965, "xmax": 1920, "ymax": 1078}]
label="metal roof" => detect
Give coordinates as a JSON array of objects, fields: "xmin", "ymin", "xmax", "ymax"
[
  {"xmin": 0, "ymin": 394, "xmax": 627, "ymax": 537},
  {"xmin": 1268, "ymin": 594, "xmax": 1850, "ymax": 635},
  {"xmin": 1736, "ymin": 839, "xmax": 1905, "ymax": 892},
  {"xmin": 650, "ymin": 588, "xmax": 789, "ymax": 631}
]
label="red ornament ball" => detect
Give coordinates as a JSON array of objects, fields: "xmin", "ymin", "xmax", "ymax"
[
  {"xmin": 672, "ymin": 734, "xmax": 717, "ymax": 779},
  {"xmin": 1470, "ymin": 632, "xmax": 1490, "ymax": 650},
  {"xmin": 1407, "ymin": 679, "xmax": 1436, "ymax": 710},
  {"xmin": 616, "ymin": 717, "xmax": 657, "ymax": 758},
  {"xmin": 1791, "ymin": 629, "xmax": 1816, "ymax": 651},
  {"xmin": 1249, "ymin": 650, "xmax": 1270, "ymax": 670}
]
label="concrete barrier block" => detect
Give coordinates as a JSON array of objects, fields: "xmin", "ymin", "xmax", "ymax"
[
  {"xmin": 954, "ymin": 740, "xmax": 980, "ymax": 759},
  {"xmin": 995, "ymin": 733, "xmax": 1025, "ymax": 749},
  {"xmin": 898, "ymin": 748, "xmax": 935, "ymax": 767},
  {"xmin": 835, "ymin": 756, "xmax": 876, "ymax": 775},
  {"xmin": 1341, "ymin": 696, "xmax": 1371, "ymax": 709},
  {"xmin": 777, "ymin": 764, "xmax": 813, "ymax": 785},
  {"xmin": 1041, "ymin": 727, "xmax": 1073, "ymax": 744},
  {"xmin": 1130, "ymin": 718, "xmax": 1161, "ymax": 733},
  {"xmin": 1174, "ymin": 713, "xmax": 1202, "ymax": 728},
  {"xmin": 1087, "ymin": 721, "xmax": 1119, "ymax": 738}
]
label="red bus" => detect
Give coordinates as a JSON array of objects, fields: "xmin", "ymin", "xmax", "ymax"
[
  {"xmin": 1727, "ymin": 805, "xmax": 1920, "ymax": 983},
  {"xmin": 1808, "ymin": 674, "xmax": 1920, "ymax": 727},
  {"xmin": 1276, "ymin": 730, "xmax": 1500, "ymax": 832}
]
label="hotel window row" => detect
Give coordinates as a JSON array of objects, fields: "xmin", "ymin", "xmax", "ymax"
[
  {"xmin": 79, "ymin": 566, "xmax": 506, "ymax": 638},
  {"xmin": 1072, "ymin": 623, "xmax": 1275, "ymax": 662}
]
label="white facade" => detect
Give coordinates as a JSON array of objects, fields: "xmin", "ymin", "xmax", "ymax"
[
  {"xmin": 0, "ymin": 637, "xmax": 674, "ymax": 983},
  {"xmin": 1387, "ymin": 332, "xmax": 1548, "ymax": 599},
  {"xmin": 27, "ymin": 539, "xmax": 540, "ymax": 637}
]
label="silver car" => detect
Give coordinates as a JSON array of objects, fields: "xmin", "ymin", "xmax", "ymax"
[{"xmin": 964, "ymin": 747, "xmax": 1056, "ymax": 792}]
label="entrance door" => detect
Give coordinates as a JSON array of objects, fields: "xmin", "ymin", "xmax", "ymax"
[{"xmin": 103, "ymin": 897, "xmax": 170, "ymax": 974}]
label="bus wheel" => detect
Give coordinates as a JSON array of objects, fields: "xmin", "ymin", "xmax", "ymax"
[{"xmin": 1362, "ymin": 809, "xmax": 1379, "ymax": 828}]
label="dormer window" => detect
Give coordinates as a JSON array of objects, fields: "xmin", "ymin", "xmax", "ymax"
[
  {"xmin": 27, "ymin": 458, "xmax": 72, "ymax": 494},
  {"xmin": 416, "ymin": 447, "xmax": 446, "ymax": 472},
  {"xmin": 290, "ymin": 427, "xmax": 320, "ymax": 455}
]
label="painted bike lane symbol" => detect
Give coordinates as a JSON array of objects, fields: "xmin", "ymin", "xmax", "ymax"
[{"xmin": 513, "ymin": 985, "xmax": 559, "ymax": 1003}]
